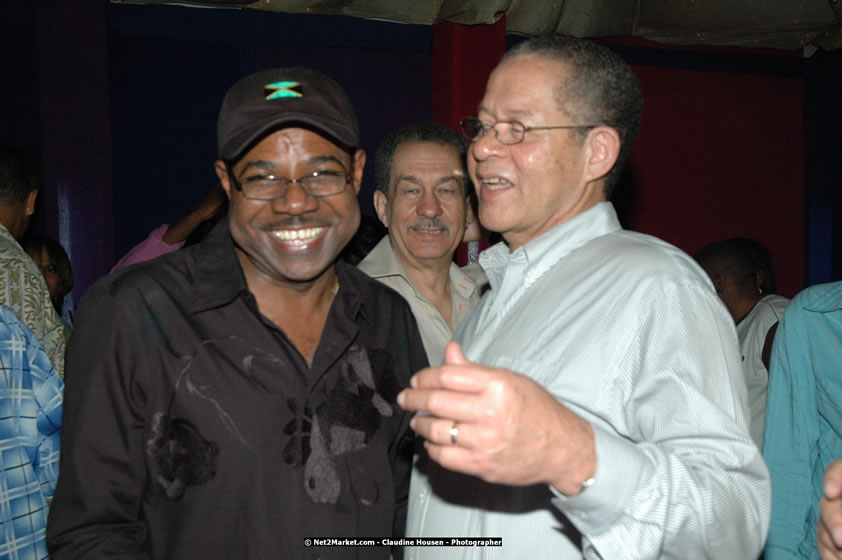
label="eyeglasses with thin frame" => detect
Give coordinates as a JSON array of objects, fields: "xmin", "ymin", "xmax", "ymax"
[
  {"xmin": 460, "ymin": 116, "xmax": 599, "ymax": 145},
  {"xmin": 226, "ymin": 162, "xmax": 352, "ymax": 201}
]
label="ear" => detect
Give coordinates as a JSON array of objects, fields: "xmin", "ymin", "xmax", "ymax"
[
  {"xmin": 25, "ymin": 189, "xmax": 38, "ymax": 216},
  {"xmin": 754, "ymin": 270, "xmax": 766, "ymax": 292},
  {"xmin": 373, "ymin": 190, "xmax": 389, "ymax": 228},
  {"xmin": 351, "ymin": 149, "xmax": 366, "ymax": 195},
  {"xmin": 709, "ymin": 271, "xmax": 725, "ymax": 294},
  {"xmin": 464, "ymin": 196, "xmax": 475, "ymax": 228},
  {"xmin": 215, "ymin": 161, "xmax": 233, "ymax": 201},
  {"xmin": 583, "ymin": 126, "xmax": 621, "ymax": 185}
]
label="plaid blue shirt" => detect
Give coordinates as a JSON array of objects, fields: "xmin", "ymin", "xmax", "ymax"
[{"xmin": 0, "ymin": 305, "xmax": 63, "ymax": 559}]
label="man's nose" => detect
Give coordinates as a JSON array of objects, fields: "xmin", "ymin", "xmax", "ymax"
[
  {"xmin": 269, "ymin": 181, "xmax": 319, "ymax": 214},
  {"xmin": 416, "ymin": 190, "xmax": 443, "ymax": 218},
  {"xmin": 469, "ymin": 129, "xmax": 505, "ymax": 161}
]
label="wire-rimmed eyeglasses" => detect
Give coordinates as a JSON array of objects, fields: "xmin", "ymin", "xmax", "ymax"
[
  {"xmin": 226, "ymin": 163, "xmax": 351, "ymax": 201},
  {"xmin": 460, "ymin": 116, "xmax": 599, "ymax": 145}
]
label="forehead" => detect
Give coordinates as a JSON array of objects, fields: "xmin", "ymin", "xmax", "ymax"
[
  {"xmin": 480, "ymin": 54, "xmax": 569, "ymax": 120},
  {"xmin": 238, "ymin": 127, "xmax": 349, "ymax": 166},
  {"xmin": 391, "ymin": 141, "xmax": 462, "ymax": 173},
  {"xmin": 39, "ymin": 246, "xmax": 53, "ymax": 263}
]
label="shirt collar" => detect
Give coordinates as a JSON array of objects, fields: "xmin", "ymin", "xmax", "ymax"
[
  {"xmin": 0, "ymin": 223, "xmax": 16, "ymax": 245},
  {"xmin": 187, "ymin": 219, "xmax": 374, "ymax": 325},
  {"xmin": 448, "ymin": 262, "xmax": 478, "ymax": 299},
  {"xmin": 334, "ymin": 260, "xmax": 376, "ymax": 326},
  {"xmin": 479, "ymin": 202, "xmax": 621, "ymax": 289},
  {"xmin": 800, "ymin": 281, "xmax": 842, "ymax": 313},
  {"xmin": 359, "ymin": 235, "xmax": 477, "ymax": 299},
  {"xmin": 188, "ymin": 219, "xmax": 249, "ymax": 313},
  {"xmin": 357, "ymin": 236, "xmax": 403, "ymax": 279}
]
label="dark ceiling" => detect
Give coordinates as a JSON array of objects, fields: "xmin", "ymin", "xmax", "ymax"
[{"xmin": 139, "ymin": 0, "xmax": 842, "ymax": 51}]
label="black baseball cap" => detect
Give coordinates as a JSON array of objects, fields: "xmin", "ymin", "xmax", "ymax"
[{"xmin": 217, "ymin": 67, "xmax": 359, "ymax": 162}]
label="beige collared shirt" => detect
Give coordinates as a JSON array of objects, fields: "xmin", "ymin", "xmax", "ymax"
[
  {"xmin": 358, "ymin": 236, "xmax": 485, "ymax": 366},
  {"xmin": 0, "ymin": 223, "xmax": 65, "ymax": 377}
]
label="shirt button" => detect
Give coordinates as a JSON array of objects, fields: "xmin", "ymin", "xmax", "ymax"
[
  {"xmin": 418, "ymin": 491, "xmax": 426, "ymax": 499},
  {"xmin": 308, "ymin": 478, "xmax": 316, "ymax": 489},
  {"xmin": 569, "ymin": 508, "xmax": 585, "ymax": 517}
]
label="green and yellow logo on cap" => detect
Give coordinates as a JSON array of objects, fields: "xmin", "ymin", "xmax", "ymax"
[{"xmin": 264, "ymin": 81, "xmax": 303, "ymax": 100}]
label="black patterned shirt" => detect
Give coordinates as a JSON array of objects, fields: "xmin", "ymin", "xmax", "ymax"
[{"xmin": 47, "ymin": 220, "xmax": 427, "ymax": 559}]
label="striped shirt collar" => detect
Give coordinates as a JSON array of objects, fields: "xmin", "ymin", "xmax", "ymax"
[{"xmin": 479, "ymin": 202, "xmax": 622, "ymax": 290}]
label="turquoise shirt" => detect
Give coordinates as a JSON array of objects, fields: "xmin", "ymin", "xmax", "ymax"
[{"xmin": 763, "ymin": 281, "xmax": 842, "ymax": 559}]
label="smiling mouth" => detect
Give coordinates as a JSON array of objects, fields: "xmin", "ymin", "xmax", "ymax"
[
  {"xmin": 480, "ymin": 177, "xmax": 512, "ymax": 191},
  {"xmin": 270, "ymin": 227, "xmax": 326, "ymax": 244}
]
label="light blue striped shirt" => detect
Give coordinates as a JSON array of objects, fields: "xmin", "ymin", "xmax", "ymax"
[
  {"xmin": 406, "ymin": 202, "xmax": 770, "ymax": 559},
  {"xmin": 763, "ymin": 281, "xmax": 842, "ymax": 560}
]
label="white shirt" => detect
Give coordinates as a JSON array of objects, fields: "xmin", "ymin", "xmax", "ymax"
[
  {"xmin": 736, "ymin": 294, "xmax": 790, "ymax": 447},
  {"xmin": 405, "ymin": 202, "xmax": 771, "ymax": 559}
]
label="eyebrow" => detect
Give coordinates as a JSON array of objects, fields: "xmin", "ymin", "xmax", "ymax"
[
  {"xmin": 308, "ymin": 155, "xmax": 349, "ymax": 168},
  {"xmin": 238, "ymin": 155, "xmax": 348, "ymax": 176},
  {"xmin": 394, "ymin": 174, "xmax": 464, "ymax": 188},
  {"xmin": 395, "ymin": 173, "xmax": 465, "ymax": 185},
  {"xmin": 436, "ymin": 175, "xmax": 463, "ymax": 186},
  {"xmin": 238, "ymin": 160, "xmax": 276, "ymax": 175},
  {"xmin": 477, "ymin": 105, "xmax": 536, "ymax": 121}
]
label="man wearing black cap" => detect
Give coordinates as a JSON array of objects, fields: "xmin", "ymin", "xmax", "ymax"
[{"xmin": 47, "ymin": 68, "xmax": 427, "ymax": 559}]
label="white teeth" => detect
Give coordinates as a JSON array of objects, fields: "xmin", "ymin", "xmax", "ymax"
[
  {"xmin": 271, "ymin": 227, "xmax": 325, "ymax": 242},
  {"xmin": 482, "ymin": 177, "xmax": 510, "ymax": 190}
]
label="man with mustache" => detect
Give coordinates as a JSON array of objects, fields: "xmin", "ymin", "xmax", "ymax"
[
  {"xmin": 47, "ymin": 68, "xmax": 427, "ymax": 559},
  {"xmin": 359, "ymin": 122, "xmax": 483, "ymax": 367}
]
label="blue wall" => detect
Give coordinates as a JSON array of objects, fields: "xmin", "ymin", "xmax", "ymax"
[{"xmin": 108, "ymin": 5, "xmax": 433, "ymax": 259}]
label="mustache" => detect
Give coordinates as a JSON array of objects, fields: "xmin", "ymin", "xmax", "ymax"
[{"xmin": 408, "ymin": 218, "xmax": 449, "ymax": 232}]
